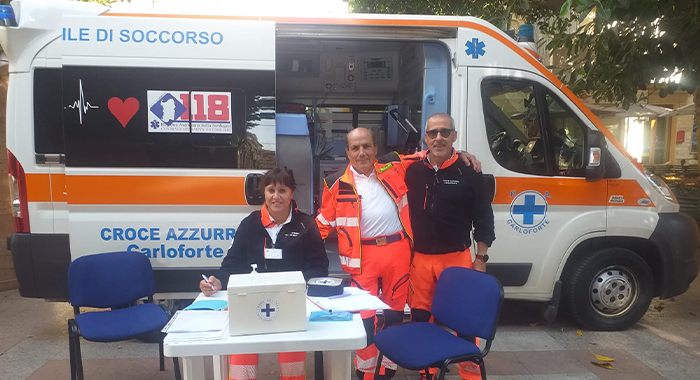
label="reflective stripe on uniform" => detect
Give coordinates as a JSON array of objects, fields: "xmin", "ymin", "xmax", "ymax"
[
  {"xmin": 340, "ymin": 256, "xmax": 361, "ymax": 268},
  {"xmin": 381, "ymin": 356, "xmax": 397, "ymax": 370},
  {"xmin": 355, "ymin": 354, "xmax": 377, "ymax": 372},
  {"xmin": 458, "ymin": 360, "xmax": 481, "ymax": 380},
  {"xmin": 336, "ymin": 217, "xmax": 359, "ymax": 227},
  {"xmin": 316, "ymin": 213, "xmax": 336, "ymax": 227},
  {"xmin": 397, "ymin": 194, "xmax": 408, "ymax": 210},
  {"xmin": 355, "ymin": 348, "xmax": 397, "ymax": 373}
]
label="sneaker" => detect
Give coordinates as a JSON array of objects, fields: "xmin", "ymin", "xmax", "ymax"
[{"xmin": 418, "ymin": 371, "xmax": 433, "ymax": 380}]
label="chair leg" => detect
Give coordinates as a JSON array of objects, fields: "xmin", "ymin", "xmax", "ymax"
[
  {"xmin": 173, "ymin": 357, "xmax": 182, "ymax": 380},
  {"xmin": 159, "ymin": 341, "xmax": 165, "ymax": 371},
  {"xmin": 73, "ymin": 329, "xmax": 84, "ymax": 380},
  {"xmin": 436, "ymin": 363, "xmax": 449, "ymax": 380},
  {"xmin": 374, "ymin": 352, "xmax": 384, "ymax": 378},
  {"xmin": 479, "ymin": 358, "xmax": 487, "ymax": 380},
  {"xmin": 68, "ymin": 320, "xmax": 77, "ymax": 380}
]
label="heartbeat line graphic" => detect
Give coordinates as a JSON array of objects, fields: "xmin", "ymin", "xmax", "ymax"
[{"xmin": 65, "ymin": 79, "xmax": 98, "ymax": 125}]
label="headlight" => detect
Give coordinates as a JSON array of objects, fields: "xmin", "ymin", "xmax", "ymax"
[{"xmin": 646, "ymin": 173, "xmax": 678, "ymax": 203}]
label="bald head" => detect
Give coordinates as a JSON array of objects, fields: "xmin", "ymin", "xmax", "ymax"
[
  {"xmin": 345, "ymin": 127, "xmax": 376, "ymax": 149},
  {"xmin": 426, "ymin": 113, "xmax": 455, "ymax": 129}
]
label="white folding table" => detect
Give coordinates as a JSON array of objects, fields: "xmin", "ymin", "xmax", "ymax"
[{"xmin": 164, "ymin": 313, "xmax": 367, "ymax": 380}]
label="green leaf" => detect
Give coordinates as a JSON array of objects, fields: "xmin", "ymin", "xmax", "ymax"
[
  {"xmin": 579, "ymin": 4, "xmax": 596, "ymax": 23},
  {"xmin": 560, "ymin": 0, "xmax": 572, "ymax": 19},
  {"xmin": 597, "ymin": 7, "xmax": 611, "ymax": 22},
  {"xmin": 575, "ymin": 0, "xmax": 590, "ymax": 7},
  {"xmin": 617, "ymin": 0, "xmax": 630, "ymax": 8},
  {"xmin": 519, "ymin": 0, "xmax": 530, "ymax": 11}
]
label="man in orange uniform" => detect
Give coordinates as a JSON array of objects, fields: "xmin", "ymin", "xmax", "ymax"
[
  {"xmin": 317, "ymin": 127, "xmax": 480, "ymax": 380},
  {"xmin": 405, "ymin": 113, "xmax": 495, "ymax": 380},
  {"xmin": 316, "ymin": 127, "xmax": 415, "ymax": 380}
]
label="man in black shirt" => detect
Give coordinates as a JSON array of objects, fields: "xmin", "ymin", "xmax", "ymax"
[{"xmin": 404, "ymin": 113, "xmax": 495, "ymax": 380}]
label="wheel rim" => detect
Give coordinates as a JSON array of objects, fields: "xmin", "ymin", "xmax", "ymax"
[{"xmin": 589, "ymin": 265, "xmax": 638, "ymax": 317}]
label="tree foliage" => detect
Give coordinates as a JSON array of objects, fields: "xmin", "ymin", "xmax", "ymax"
[
  {"xmin": 534, "ymin": 0, "xmax": 699, "ymax": 110},
  {"xmin": 350, "ymin": 0, "xmax": 700, "ymax": 112},
  {"xmin": 349, "ymin": 0, "xmax": 528, "ymax": 29}
]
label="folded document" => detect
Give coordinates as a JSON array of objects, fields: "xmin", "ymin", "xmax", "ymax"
[{"xmin": 162, "ymin": 310, "xmax": 228, "ymax": 333}]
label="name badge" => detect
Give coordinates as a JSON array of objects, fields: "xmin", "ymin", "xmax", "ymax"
[{"xmin": 264, "ymin": 248, "xmax": 283, "ymax": 260}]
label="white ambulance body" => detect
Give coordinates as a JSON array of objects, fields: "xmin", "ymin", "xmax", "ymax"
[{"xmin": 2, "ymin": 0, "xmax": 698, "ymax": 330}]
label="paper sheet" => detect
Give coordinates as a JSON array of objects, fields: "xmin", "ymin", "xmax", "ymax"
[
  {"xmin": 194, "ymin": 290, "xmax": 228, "ymax": 303},
  {"xmin": 184, "ymin": 299, "xmax": 228, "ymax": 311},
  {"xmin": 308, "ymin": 293, "xmax": 390, "ymax": 312},
  {"xmin": 164, "ymin": 329, "xmax": 228, "ymax": 343},
  {"xmin": 162, "ymin": 310, "xmax": 229, "ymax": 333}
]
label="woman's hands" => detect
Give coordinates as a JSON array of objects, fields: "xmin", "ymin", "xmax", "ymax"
[{"xmin": 199, "ymin": 275, "xmax": 222, "ymax": 296}]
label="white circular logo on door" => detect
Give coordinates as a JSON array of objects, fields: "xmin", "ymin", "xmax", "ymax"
[{"xmin": 257, "ymin": 300, "xmax": 279, "ymax": 321}]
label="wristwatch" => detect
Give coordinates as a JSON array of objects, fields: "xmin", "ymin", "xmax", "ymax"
[{"xmin": 475, "ymin": 254, "xmax": 489, "ymax": 263}]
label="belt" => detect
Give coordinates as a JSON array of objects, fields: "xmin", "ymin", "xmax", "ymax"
[{"xmin": 361, "ymin": 231, "xmax": 407, "ymax": 246}]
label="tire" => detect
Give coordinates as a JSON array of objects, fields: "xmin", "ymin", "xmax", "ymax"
[{"xmin": 562, "ymin": 247, "xmax": 653, "ymax": 331}]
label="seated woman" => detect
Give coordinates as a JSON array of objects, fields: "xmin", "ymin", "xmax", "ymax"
[{"xmin": 200, "ymin": 167, "xmax": 329, "ymax": 380}]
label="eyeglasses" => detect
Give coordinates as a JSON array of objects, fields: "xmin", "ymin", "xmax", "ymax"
[{"xmin": 425, "ymin": 128, "xmax": 454, "ymax": 139}]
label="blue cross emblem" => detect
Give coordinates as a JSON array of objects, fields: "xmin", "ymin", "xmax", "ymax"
[
  {"xmin": 465, "ymin": 38, "xmax": 486, "ymax": 59},
  {"xmin": 512, "ymin": 194, "xmax": 546, "ymax": 225},
  {"xmin": 260, "ymin": 303, "xmax": 276, "ymax": 317}
]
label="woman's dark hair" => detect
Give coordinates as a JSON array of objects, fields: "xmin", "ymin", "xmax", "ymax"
[{"xmin": 259, "ymin": 167, "xmax": 296, "ymax": 192}]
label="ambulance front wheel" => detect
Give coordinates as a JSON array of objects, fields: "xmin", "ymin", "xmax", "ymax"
[{"xmin": 563, "ymin": 247, "xmax": 653, "ymax": 331}]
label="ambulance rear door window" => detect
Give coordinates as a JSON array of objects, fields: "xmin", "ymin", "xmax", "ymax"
[
  {"xmin": 34, "ymin": 68, "xmax": 65, "ymax": 155},
  {"xmin": 62, "ymin": 66, "xmax": 275, "ymax": 169}
]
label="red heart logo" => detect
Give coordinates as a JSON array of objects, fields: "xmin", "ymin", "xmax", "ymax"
[{"xmin": 108, "ymin": 97, "xmax": 139, "ymax": 128}]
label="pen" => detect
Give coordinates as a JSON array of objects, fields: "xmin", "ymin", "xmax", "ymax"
[{"xmin": 201, "ymin": 274, "xmax": 217, "ymax": 292}]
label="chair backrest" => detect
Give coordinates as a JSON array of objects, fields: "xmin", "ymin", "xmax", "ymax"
[
  {"xmin": 68, "ymin": 251, "xmax": 155, "ymax": 308},
  {"xmin": 431, "ymin": 267, "xmax": 504, "ymax": 341}
]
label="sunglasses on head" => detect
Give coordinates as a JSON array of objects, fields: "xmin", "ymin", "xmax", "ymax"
[{"xmin": 425, "ymin": 128, "xmax": 454, "ymax": 139}]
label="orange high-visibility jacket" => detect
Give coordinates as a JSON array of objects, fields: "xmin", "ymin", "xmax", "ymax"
[{"xmin": 316, "ymin": 152, "xmax": 419, "ymax": 274}]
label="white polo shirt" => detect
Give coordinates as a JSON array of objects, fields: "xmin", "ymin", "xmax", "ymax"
[
  {"xmin": 350, "ymin": 165, "xmax": 403, "ymax": 239},
  {"xmin": 266, "ymin": 206, "xmax": 293, "ymax": 245}
]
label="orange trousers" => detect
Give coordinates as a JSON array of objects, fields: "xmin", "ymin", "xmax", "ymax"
[
  {"xmin": 352, "ymin": 235, "xmax": 411, "ymax": 380},
  {"xmin": 229, "ymin": 352, "xmax": 306, "ymax": 380},
  {"xmin": 409, "ymin": 249, "xmax": 481, "ymax": 380}
]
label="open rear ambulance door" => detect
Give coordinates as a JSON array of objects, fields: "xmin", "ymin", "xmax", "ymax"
[{"xmin": 60, "ymin": 13, "xmax": 277, "ymax": 295}]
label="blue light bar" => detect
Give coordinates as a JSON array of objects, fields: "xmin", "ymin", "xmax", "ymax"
[
  {"xmin": 0, "ymin": 5, "xmax": 17, "ymax": 27},
  {"xmin": 517, "ymin": 24, "xmax": 535, "ymax": 42}
]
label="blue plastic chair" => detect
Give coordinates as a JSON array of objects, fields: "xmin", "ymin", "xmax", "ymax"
[
  {"xmin": 374, "ymin": 267, "xmax": 504, "ymax": 380},
  {"xmin": 67, "ymin": 251, "xmax": 181, "ymax": 380}
]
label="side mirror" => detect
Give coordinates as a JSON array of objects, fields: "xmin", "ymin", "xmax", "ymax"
[
  {"xmin": 245, "ymin": 173, "xmax": 264, "ymax": 205},
  {"xmin": 586, "ymin": 130, "xmax": 606, "ymax": 182}
]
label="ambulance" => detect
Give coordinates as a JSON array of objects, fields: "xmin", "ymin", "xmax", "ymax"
[{"xmin": 2, "ymin": 0, "xmax": 698, "ymax": 331}]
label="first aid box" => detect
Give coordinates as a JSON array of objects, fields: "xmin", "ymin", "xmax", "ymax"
[{"xmin": 227, "ymin": 271, "xmax": 307, "ymax": 336}]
